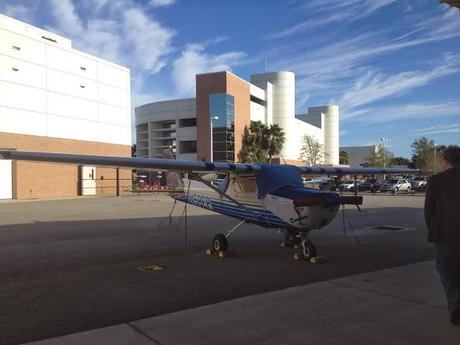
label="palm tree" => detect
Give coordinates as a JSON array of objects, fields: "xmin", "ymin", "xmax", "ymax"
[
  {"xmin": 239, "ymin": 123, "xmax": 268, "ymax": 163},
  {"xmin": 266, "ymin": 124, "xmax": 285, "ymax": 163},
  {"xmin": 238, "ymin": 121, "xmax": 285, "ymax": 163}
]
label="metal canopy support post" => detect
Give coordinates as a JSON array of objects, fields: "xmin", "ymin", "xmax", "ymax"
[
  {"xmin": 184, "ymin": 203, "xmax": 188, "ymax": 246},
  {"xmin": 353, "ymin": 175, "xmax": 361, "ymax": 212}
]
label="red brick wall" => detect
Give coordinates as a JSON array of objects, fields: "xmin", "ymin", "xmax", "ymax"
[
  {"xmin": 0, "ymin": 132, "xmax": 132, "ymax": 199},
  {"xmin": 196, "ymin": 72, "xmax": 227, "ymax": 161},
  {"xmin": 195, "ymin": 71, "xmax": 250, "ymax": 162},
  {"xmin": 226, "ymin": 73, "xmax": 250, "ymax": 162}
]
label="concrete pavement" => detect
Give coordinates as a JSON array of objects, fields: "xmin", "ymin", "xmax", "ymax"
[{"xmin": 24, "ymin": 260, "xmax": 459, "ymax": 345}]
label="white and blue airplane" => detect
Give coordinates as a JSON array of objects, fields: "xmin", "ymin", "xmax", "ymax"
[{"xmin": 0, "ymin": 150, "xmax": 417, "ymax": 260}]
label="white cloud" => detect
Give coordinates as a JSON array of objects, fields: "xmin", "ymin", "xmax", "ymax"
[
  {"xmin": 409, "ymin": 123, "xmax": 460, "ymax": 136},
  {"xmin": 3, "ymin": 3, "xmax": 36, "ymax": 23},
  {"xmin": 338, "ymin": 55, "xmax": 460, "ymax": 111},
  {"xmin": 267, "ymin": 0, "xmax": 460, "ymax": 114},
  {"xmin": 37, "ymin": 1, "xmax": 176, "ymax": 76},
  {"xmin": 269, "ymin": 0, "xmax": 397, "ymax": 39},
  {"xmin": 172, "ymin": 43, "xmax": 246, "ymax": 96},
  {"xmin": 48, "ymin": 0, "xmax": 84, "ymax": 36},
  {"xmin": 149, "ymin": 0, "xmax": 176, "ymax": 7},
  {"xmin": 345, "ymin": 101, "xmax": 460, "ymax": 123},
  {"xmin": 121, "ymin": 8, "xmax": 175, "ymax": 73}
]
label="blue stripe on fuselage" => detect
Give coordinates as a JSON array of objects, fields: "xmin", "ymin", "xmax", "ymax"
[{"xmin": 177, "ymin": 194, "xmax": 289, "ymax": 228}]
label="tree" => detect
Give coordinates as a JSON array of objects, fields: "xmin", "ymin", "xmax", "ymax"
[
  {"xmin": 238, "ymin": 121, "xmax": 285, "ymax": 163},
  {"xmin": 131, "ymin": 144, "xmax": 136, "ymax": 157},
  {"xmin": 339, "ymin": 150, "xmax": 349, "ymax": 165},
  {"xmin": 266, "ymin": 124, "xmax": 286, "ymax": 163},
  {"xmin": 365, "ymin": 145, "xmax": 393, "ymax": 167},
  {"xmin": 410, "ymin": 137, "xmax": 443, "ymax": 173},
  {"xmin": 390, "ymin": 156, "xmax": 411, "ymax": 167},
  {"xmin": 299, "ymin": 135, "xmax": 324, "ymax": 165}
]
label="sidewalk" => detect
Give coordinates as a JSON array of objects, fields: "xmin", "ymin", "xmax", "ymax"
[{"xmin": 24, "ymin": 260, "xmax": 459, "ymax": 345}]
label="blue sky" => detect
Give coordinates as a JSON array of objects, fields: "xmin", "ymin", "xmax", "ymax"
[{"xmin": 1, "ymin": 0, "xmax": 459, "ymax": 158}]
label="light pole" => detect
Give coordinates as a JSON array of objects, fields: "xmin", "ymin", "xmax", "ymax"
[
  {"xmin": 380, "ymin": 138, "xmax": 389, "ymax": 179},
  {"xmin": 433, "ymin": 143, "xmax": 437, "ymax": 173}
]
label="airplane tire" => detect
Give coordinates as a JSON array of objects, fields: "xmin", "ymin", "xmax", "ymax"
[
  {"xmin": 211, "ymin": 234, "xmax": 228, "ymax": 255},
  {"xmin": 301, "ymin": 240, "xmax": 317, "ymax": 260}
]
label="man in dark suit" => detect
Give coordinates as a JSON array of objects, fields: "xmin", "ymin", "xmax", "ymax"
[{"xmin": 424, "ymin": 145, "xmax": 460, "ymax": 325}]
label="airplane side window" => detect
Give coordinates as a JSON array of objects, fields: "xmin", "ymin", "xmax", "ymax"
[{"xmin": 236, "ymin": 176, "xmax": 257, "ymax": 193}]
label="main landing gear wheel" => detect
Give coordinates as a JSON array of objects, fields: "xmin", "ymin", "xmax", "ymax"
[
  {"xmin": 211, "ymin": 234, "xmax": 228, "ymax": 256},
  {"xmin": 293, "ymin": 239, "xmax": 317, "ymax": 260}
]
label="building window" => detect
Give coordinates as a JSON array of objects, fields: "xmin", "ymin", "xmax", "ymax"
[
  {"xmin": 179, "ymin": 118, "xmax": 197, "ymax": 127},
  {"xmin": 209, "ymin": 93, "xmax": 235, "ymax": 162},
  {"xmin": 179, "ymin": 140, "xmax": 197, "ymax": 154}
]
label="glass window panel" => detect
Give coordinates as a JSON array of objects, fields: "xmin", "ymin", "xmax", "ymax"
[
  {"xmin": 227, "ymin": 152, "xmax": 235, "ymax": 161},
  {"xmin": 213, "ymin": 142, "xmax": 227, "ymax": 152},
  {"xmin": 213, "ymin": 152, "xmax": 226, "ymax": 161},
  {"xmin": 209, "ymin": 93, "xmax": 235, "ymax": 162},
  {"xmin": 213, "ymin": 132, "xmax": 226, "ymax": 141}
]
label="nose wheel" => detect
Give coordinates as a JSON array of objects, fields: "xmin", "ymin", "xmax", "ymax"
[{"xmin": 293, "ymin": 237, "xmax": 317, "ymax": 261}]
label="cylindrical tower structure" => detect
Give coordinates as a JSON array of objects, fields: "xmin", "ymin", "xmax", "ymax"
[
  {"xmin": 250, "ymin": 71, "xmax": 296, "ymax": 160},
  {"xmin": 321, "ymin": 105, "xmax": 339, "ymax": 165}
]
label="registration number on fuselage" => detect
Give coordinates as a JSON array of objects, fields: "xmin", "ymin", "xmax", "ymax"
[{"xmin": 187, "ymin": 194, "xmax": 213, "ymax": 210}]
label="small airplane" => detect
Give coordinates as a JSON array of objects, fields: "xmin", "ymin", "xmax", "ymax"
[{"xmin": 0, "ymin": 150, "xmax": 417, "ymax": 261}]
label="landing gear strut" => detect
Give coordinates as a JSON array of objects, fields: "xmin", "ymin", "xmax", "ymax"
[{"xmin": 281, "ymin": 230, "xmax": 301, "ymax": 248}]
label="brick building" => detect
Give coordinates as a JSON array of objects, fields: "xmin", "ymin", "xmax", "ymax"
[{"xmin": 0, "ymin": 14, "xmax": 132, "ymax": 199}]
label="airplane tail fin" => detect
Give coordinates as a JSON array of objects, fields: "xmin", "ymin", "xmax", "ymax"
[{"xmin": 161, "ymin": 149, "xmax": 184, "ymax": 190}]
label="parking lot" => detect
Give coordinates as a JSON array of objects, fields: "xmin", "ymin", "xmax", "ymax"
[{"xmin": 0, "ymin": 193, "xmax": 432, "ymax": 344}]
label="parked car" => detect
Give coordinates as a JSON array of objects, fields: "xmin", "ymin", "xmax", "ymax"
[
  {"xmin": 339, "ymin": 180, "xmax": 362, "ymax": 191},
  {"xmin": 319, "ymin": 180, "xmax": 338, "ymax": 191},
  {"xmin": 357, "ymin": 179, "xmax": 383, "ymax": 192},
  {"xmin": 411, "ymin": 176, "xmax": 427, "ymax": 191},
  {"xmin": 381, "ymin": 178, "xmax": 412, "ymax": 193}
]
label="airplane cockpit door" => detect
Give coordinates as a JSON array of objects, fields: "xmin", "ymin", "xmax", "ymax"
[{"xmin": 80, "ymin": 166, "xmax": 96, "ymax": 196}]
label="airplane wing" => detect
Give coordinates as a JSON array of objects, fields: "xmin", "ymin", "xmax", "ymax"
[
  {"xmin": 298, "ymin": 166, "xmax": 417, "ymax": 175},
  {"xmin": 0, "ymin": 150, "xmax": 261, "ymax": 173},
  {"xmin": 0, "ymin": 150, "xmax": 418, "ymax": 175}
]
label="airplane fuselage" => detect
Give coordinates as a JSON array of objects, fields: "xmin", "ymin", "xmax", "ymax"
[{"xmin": 170, "ymin": 175, "xmax": 342, "ymax": 233}]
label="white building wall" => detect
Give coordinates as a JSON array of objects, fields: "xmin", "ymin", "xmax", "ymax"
[
  {"xmin": 305, "ymin": 105, "xmax": 339, "ymax": 165},
  {"xmin": 250, "ymin": 101, "xmax": 265, "ymax": 123},
  {"xmin": 250, "ymin": 72, "xmax": 297, "ymax": 160},
  {"xmin": 0, "ymin": 159, "xmax": 12, "ymax": 199},
  {"xmin": 0, "ymin": 14, "xmax": 131, "ymax": 146},
  {"xmin": 249, "ymin": 84, "xmax": 266, "ymax": 100},
  {"xmin": 290, "ymin": 119, "xmax": 324, "ymax": 162},
  {"xmin": 265, "ymin": 82, "xmax": 273, "ymax": 126}
]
